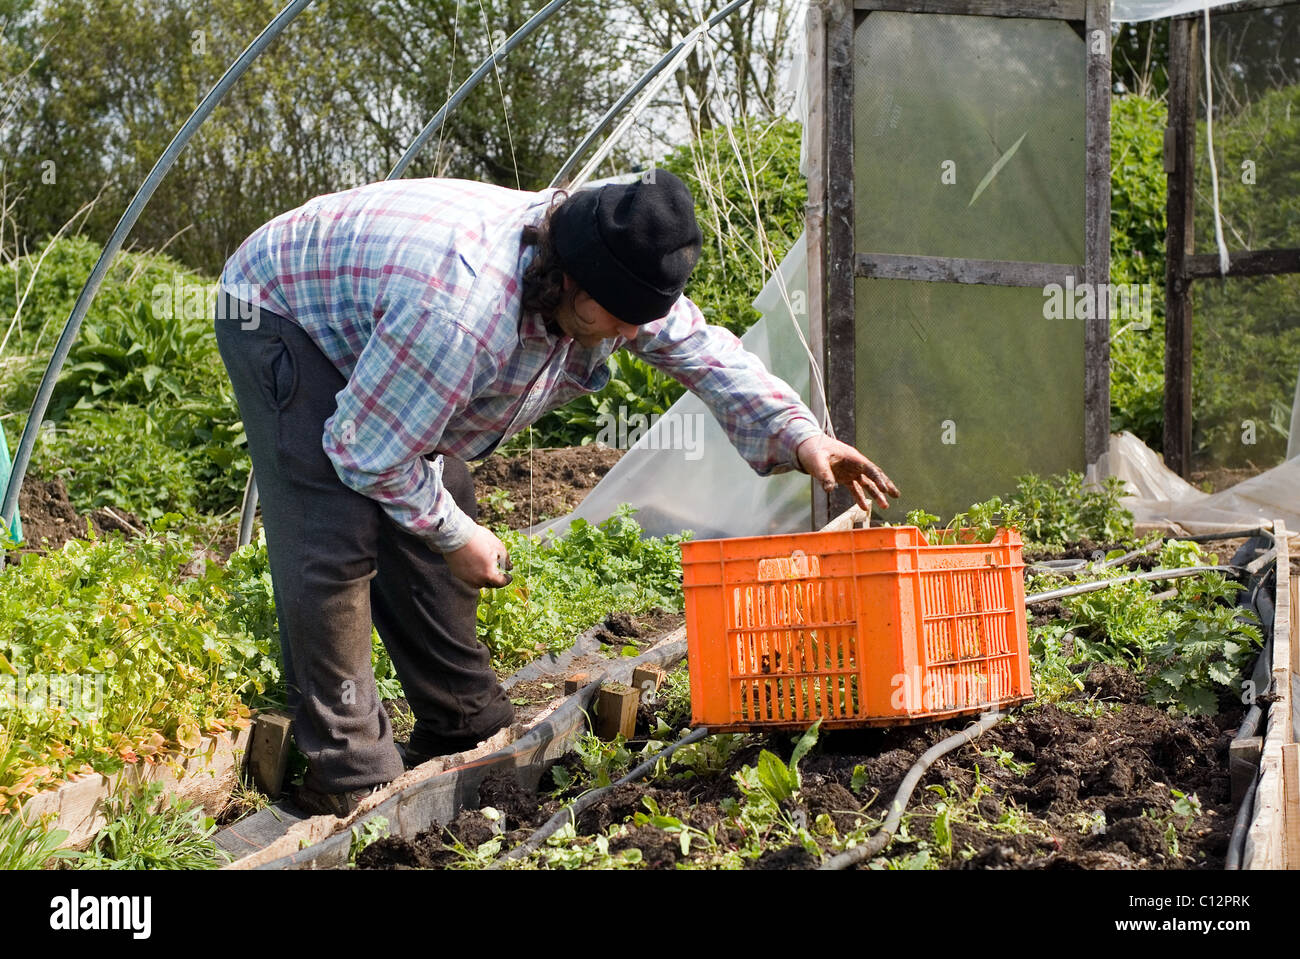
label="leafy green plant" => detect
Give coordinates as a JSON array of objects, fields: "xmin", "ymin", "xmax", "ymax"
[
  {"xmin": 632, "ymin": 795, "xmax": 714, "ymax": 859},
  {"xmin": 981, "ymin": 747, "xmax": 1033, "ymax": 777},
  {"xmin": 550, "ymin": 733, "xmax": 635, "ymax": 793},
  {"xmin": 501, "ymin": 820, "xmax": 644, "ymax": 871},
  {"xmin": 651, "ymin": 663, "xmax": 694, "ymax": 732},
  {"xmin": 1009, "ymin": 472, "xmax": 1135, "ymax": 547},
  {"xmin": 1028, "ymin": 622, "xmax": 1086, "ymax": 705},
  {"xmin": 1051, "ymin": 540, "xmax": 1260, "ymax": 716},
  {"xmin": 479, "ymin": 506, "xmax": 687, "ymax": 671},
  {"xmin": 1147, "ymin": 578, "xmax": 1261, "ymax": 716},
  {"xmin": 724, "ymin": 721, "xmax": 822, "ymax": 861},
  {"xmin": 348, "ymin": 815, "xmax": 390, "ymax": 866},
  {"xmin": 1143, "ymin": 788, "xmax": 1202, "ymax": 858},
  {"xmin": 0, "ymin": 810, "xmax": 75, "ymax": 869},
  {"xmin": 74, "ymin": 781, "xmax": 228, "ymax": 870},
  {"xmin": 1109, "ymin": 94, "xmax": 1170, "ymax": 450},
  {"xmin": 0, "ymin": 526, "xmax": 280, "ymax": 803}
]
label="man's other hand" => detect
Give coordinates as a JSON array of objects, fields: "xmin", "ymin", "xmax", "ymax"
[
  {"xmin": 796, "ymin": 434, "xmax": 901, "ymax": 512},
  {"xmin": 445, "ymin": 525, "xmax": 513, "ymax": 588}
]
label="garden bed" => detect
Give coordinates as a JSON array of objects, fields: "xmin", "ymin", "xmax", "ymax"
[
  {"xmin": 21, "ymin": 725, "xmax": 252, "ymax": 851},
  {"xmin": 347, "ymin": 527, "xmax": 1291, "ymax": 871},
  {"xmin": 355, "ymin": 660, "xmax": 1236, "ymax": 870}
]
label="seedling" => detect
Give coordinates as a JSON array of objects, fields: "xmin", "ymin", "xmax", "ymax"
[
  {"xmin": 1142, "ymin": 788, "xmax": 1203, "ymax": 858},
  {"xmin": 981, "ymin": 747, "xmax": 1033, "ymax": 777},
  {"xmin": 348, "ymin": 815, "xmax": 390, "ymax": 866}
]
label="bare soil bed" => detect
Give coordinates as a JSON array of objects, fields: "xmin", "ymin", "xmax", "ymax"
[
  {"xmin": 11, "ymin": 474, "xmax": 143, "ymax": 554},
  {"xmin": 358, "ymin": 655, "xmax": 1236, "ymax": 870},
  {"xmin": 471, "ymin": 445, "xmax": 624, "ymax": 529}
]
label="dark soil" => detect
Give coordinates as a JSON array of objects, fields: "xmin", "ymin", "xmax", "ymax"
[
  {"xmin": 592, "ymin": 607, "xmax": 683, "ymax": 648},
  {"xmin": 472, "ymin": 446, "xmax": 623, "ymax": 529},
  {"xmin": 12, "ymin": 474, "xmax": 144, "ymax": 554},
  {"xmin": 358, "ymin": 652, "xmax": 1238, "ymax": 870},
  {"xmin": 355, "ymin": 523, "xmax": 1249, "ymax": 871}
]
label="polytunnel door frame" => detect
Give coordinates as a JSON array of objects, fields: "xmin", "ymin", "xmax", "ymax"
[{"xmin": 806, "ymin": 0, "xmax": 1112, "ymax": 527}]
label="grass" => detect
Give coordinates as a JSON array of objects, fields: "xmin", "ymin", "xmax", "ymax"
[
  {"xmin": 0, "ymin": 809, "xmax": 76, "ymax": 869},
  {"xmin": 71, "ymin": 781, "xmax": 228, "ymax": 870}
]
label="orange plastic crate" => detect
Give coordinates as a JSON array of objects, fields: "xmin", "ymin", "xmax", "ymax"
[{"xmin": 681, "ymin": 525, "xmax": 1032, "ymax": 731}]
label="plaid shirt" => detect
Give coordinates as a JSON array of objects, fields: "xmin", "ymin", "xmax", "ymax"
[{"xmin": 219, "ymin": 178, "xmax": 822, "ymax": 551}]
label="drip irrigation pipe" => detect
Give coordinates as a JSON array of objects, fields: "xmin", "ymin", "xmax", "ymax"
[
  {"xmin": 490, "ymin": 725, "xmax": 711, "ymax": 868},
  {"xmin": 820, "ymin": 710, "xmax": 1004, "ymax": 870},
  {"xmin": 1025, "ymin": 565, "xmax": 1242, "ymax": 606},
  {"xmin": 1236, "ymin": 703, "xmax": 1264, "ymax": 743},
  {"xmin": 1225, "ymin": 768, "xmax": 1259, "ymax": 870},
  {"xmin": 1, "ymin": 0, "xmax": 318, "ymax": 534}
]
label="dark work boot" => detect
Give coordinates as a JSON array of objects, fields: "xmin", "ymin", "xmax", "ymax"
[{"xmin": 293, "ymin": 781, "xmax": 390, "ymax": 818}]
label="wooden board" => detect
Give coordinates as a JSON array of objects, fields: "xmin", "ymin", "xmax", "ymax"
[
  {"xmin": 1163, "ymin": 17, "xmax": 1197, "ymax": 478},
  {"xmin": 20, "ymin": 724, "xmax": 251, "ymax": 851},
  {"xmin": 855, "ymin": 253, "xmax": 1082, "ymax": 288},
  {"xmin": 1185, "ymin": 248, "xmax": 1300, "ymax": 279},
  {"xmin": 1284, "ymin": 744, "xmax": 1300, "ymax": 868},
  {"xmin": 853, "ymin": 0, "xmax": 1086, "ymax": 18},
  {"xmin": 226, "ymin": 639, "xmax": 689, "ymax": 869},
  {"xmin": 824, "ymin": 0, "xmax": 856, "ymax": 519},
  {"xmin": 807, "ymin": 0, "xmax": 830, "ymax": 531},
  {"xmin": 1083, "ymin": 0, "xmax": 1111, "ymax": 468},
  {"xmin": 1246, "ymin": 520, "xmax": 1296, "ymax": 869}
]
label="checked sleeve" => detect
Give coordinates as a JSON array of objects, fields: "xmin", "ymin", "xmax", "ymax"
[
  {"xmin": 321, "ymin": 297, "xmax": 488, "ymax": 553},
  {"xmin": 627, "ymin": 296, "xmax": 824, "ymax": 476}
]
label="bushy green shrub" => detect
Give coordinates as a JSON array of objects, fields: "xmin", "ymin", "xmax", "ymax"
[
  {"xmin": 0, "ymin": 236, "xmax": 249, "ymax": 519},
  {"xmin": 1109, "ymin": 94, "xmax": 1169, "ymax": 450},
  {"xmin": 0, "ymin": 524, "xmax": 281, "ymax": 806}
]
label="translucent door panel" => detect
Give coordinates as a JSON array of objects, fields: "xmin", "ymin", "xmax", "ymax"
[
  {"xmin": 854, "ymin": 279, "xmax": 1085, "ymax": 520},
  {"xmin": 853, "ymin": 12, "xmax": 1086, "ymax": 265},
  {"xmin": 850, "ymin": 11, "xmax": 1089, "ymax": 519}
]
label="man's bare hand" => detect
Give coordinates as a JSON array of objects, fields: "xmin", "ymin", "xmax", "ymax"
[
  {"xmin": 796, "ymin": 434, "xmax": 901, "ymax": 512},
  {"xmin": 445, "ymin": 525, "xmax": 513, "ymax": 588}
]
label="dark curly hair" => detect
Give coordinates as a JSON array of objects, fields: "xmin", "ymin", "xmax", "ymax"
[{"xmin": 520, "ymin": 190, "xmax": 571, "ymax": 327}]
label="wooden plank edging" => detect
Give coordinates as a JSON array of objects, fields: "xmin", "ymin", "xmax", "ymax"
[
  {"xmin": 18, "ymin": 724, "xmax": 252, "ymax": 851},
  {"xmin": 1245, "ymin": 520, "xmax": 1295, "ymax": 868}
]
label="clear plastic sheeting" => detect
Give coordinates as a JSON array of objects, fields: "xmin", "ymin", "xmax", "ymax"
[
  {"xmin": 531, "ymin": 235, "xmax": 815, "ymax": 541},
  {"xmin": 1112, "ymin": 0, "xmax": 1245, "ymax": 22},
  {"xmin": 1099, "ymin": 431, "xmax": 1300, "ymax": 532}
]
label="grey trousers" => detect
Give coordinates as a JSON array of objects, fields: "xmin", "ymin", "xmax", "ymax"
[{"xmin": 214, "ymin": 292, "xmax": 514, "ymax": 792}]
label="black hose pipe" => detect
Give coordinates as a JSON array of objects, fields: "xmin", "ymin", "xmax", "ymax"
[
  {"xmin": 1225, "ymin": 768, "xmax": 1260, "ymax": 871},
  {"xmin": 820, "ymin": 710, "xmax": 1004, "ymax": 870}
]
